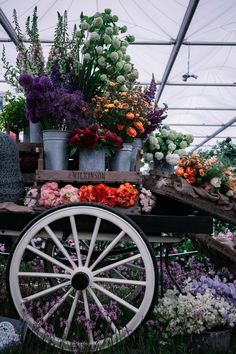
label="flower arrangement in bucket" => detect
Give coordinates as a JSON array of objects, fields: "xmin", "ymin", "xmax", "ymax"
[
  {"xmin": 92, "ymin": 77, "xmax": 167, "ymax": 143},
  {"xmin": 68, "ymin": 124, "xmax": 123, "ymax": 171},
  {"xmin": 92, "ymin": 77, "xmax": 167, "ymax": 170},
  {"xmin": 143, "ymin": 125, "xmax": 194, "ymax": 172},
  {"xmin": 153, "ymin": 286, "xmax": 236, "ymax": 354}
]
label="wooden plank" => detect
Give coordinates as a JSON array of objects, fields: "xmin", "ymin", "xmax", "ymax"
[
  {"xmin": 144, "ymin": 173, "xmax": 236, "ymax": 226},
  {"xmin": 17, "ymin": 143, "xmax": 43, "ymax": 153},
  {"xmin": 36, "ymin": 170, "xmax": 143, "ymax": 184}
]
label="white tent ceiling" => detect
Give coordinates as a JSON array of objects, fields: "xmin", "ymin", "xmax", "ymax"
[{"xmin": 0, "ymin": 0, "xmax": 236, "ymax": 150}]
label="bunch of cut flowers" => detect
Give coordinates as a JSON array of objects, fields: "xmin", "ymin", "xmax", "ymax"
[
  {"xmin": 3, "ymin": 7, "xmax": 139, "ymax": 100},
  {"xmin": 143, "ymin": 125, "xmax": 193, "ymax": 166},
  {"xmin": 176, "ymin": 152, "xmax": 236, "ymax": 199},
  {"xmin": 92, "ymin": 77, "xmax": 167, "ymax": 142},
  {"xmin": 68, "ymin": 124, "xmax": 123, "ymax": 156},
  {"xmin": 19, "ymin": 73, "xmax": 89, "ymax": 130},
  {"xmin": 36, "ymin": 182, "xmax": 139, "ymax": 208},
  {"xmin": 154, "ymin": 287, "xmax": 236, "ymax": 338}
]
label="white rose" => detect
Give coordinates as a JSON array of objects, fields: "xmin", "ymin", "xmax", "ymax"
[{"xmin": 210, "ymin": 177, "xmax": 221, "ymax": 188}]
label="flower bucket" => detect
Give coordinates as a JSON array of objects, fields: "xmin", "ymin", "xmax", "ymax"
[
  {"xmin": 79, "ymin": 149, "xmax": 105, "ymax": 171},
  {"xmin": 130, "ymin": 138, "xmax": 142, "ymax": 171},
  {"xmin": 110, "ymin": 143, "xmax": 132, "ymax": 171},
  {"xmin": 188, "ymin": 328, "xmax": 231, "ymax": 354},
  {"xmin": 29, "ymin": 121, "xmax": 42, "ymax": 143},
  {"xmin": 43, "ymin": 130, "xmax": 69, "ymax": 170},
  {"xmin": 154, "ymin": 159, "xmax": 174, "ymax": 173}
]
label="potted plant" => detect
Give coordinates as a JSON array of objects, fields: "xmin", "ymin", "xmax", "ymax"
[
  {"xmin": 68, "ymin": 124, "xmax": 123, "ymax": 171},
  {"xmin": 143, "ymin": 125, "xmax": 194, "ymax": 173},
  {"xmin": 153, "ymin": 288, "xmax": 236, "ymax": 353},
  {"xmin": 0, "ymin": 93, "xmax": 28, "ymax": 141},
  {"xmin": 19, "ymin": 73, "xmax": 90, "ymax": 170}
]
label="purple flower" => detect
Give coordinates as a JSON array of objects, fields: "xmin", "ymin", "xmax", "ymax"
[{"xmin": 19, "ymin": 73, "xmax": 34, "ymax": 91}]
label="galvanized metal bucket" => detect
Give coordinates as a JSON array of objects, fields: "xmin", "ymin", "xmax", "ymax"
[
  {"xmin": 79, "ymin": 149, "xmax": 105, "ymax": 171},
  {"xmin": 43, "ymin": 130, "xmax": 69, "ymax": 170},
  {"xmin": 110, "ymin": 143, "xmax": 132, "ymax": 171},
  {"xmin": 30, "ymin": 121, "xmax": 42, "ymax": 143}
]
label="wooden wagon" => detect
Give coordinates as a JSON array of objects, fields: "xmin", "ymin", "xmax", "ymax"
[{"xmin": 3, "ymin": 144, "xmax": 234, "ymax": 352}]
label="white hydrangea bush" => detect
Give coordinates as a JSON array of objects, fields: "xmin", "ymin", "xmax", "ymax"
[{"xmin": 143, "ymin": 125, "xmax": 194, "ymax": 167}]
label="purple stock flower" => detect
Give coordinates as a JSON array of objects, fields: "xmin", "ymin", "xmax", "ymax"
[{"xmin": 19, "ymin": 73, "xmax": 34, "ymax": 91}]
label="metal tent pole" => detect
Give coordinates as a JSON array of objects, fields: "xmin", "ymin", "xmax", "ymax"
[
  {"xmin": 155, "ymin": 0, "xmax": 200, "ymax": 105},
  {"xmin": 191, "ymin": 116, "xmax": 236, "ymax": 151},
  {"xmin": 0, "ymin": 8, "xmax": 18, "ymax": 46}
]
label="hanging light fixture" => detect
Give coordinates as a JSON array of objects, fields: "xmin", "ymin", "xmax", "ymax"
[{"xmin": 182, "ymin": 45, "xmax": 198, "ymax": 81}]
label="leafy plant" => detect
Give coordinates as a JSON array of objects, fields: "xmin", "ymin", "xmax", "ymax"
[{"xmin": 0, "ymin": 93, "xmax": 27, "ymax": 132}]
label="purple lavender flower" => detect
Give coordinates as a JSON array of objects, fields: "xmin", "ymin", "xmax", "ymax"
[{"xmin": 143, "ymin": 74, "xmax": 157, "ymax": 103}]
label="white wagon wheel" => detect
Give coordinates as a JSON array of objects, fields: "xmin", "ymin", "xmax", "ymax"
[{"xmin": 7, "ymin": 203, "xmax": 158, "ymax": 352}]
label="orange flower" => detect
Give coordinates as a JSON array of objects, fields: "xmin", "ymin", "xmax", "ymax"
[
  {"xmin": 104, "ymin": 103, "xmax": 114, "ymax": 108},
  {"xmin": 199, "ymin": 168, "xmax": 205, "ymax": 176},
  {"xmin": 186, "ymin": 175, "xmax": 196, "ymax": 184},
  {"xmin": 125, "ymin": 112, "xmax": 135, "ymax": 120},
  {"xmin": 126, "ymin": 127, "xmax": 137, "ymax": 137},
  {"xmin": 176, "ymin": 167, "xmax": 185, "ymax": 176},
  {"xmin": 117, "ymin": 124, "xmax": 124, "ymax": 131},
  {"xmin": 186, "ymin": 167, "xmax": 196, "ymax": 176},
  {"xmin": 134, "ymin": 121, "xmax": 144, "ymax": 132},
  {"xmin": 108, "ymin": 82, "xmax": 117, "ymax": 87}
]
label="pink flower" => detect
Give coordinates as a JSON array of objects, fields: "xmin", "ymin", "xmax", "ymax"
[
  {"xmin": 38, "ymin": 182, "xmax": 61, "ymax": 207},
  {"xmin": 60, "ymin": 185, "xmax": 80, "ymax": 204}
]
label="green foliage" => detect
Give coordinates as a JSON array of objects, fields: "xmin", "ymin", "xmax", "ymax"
[
  {"xmin": 0, "ymin": 93, "xmax": 27, "ymax": 132},
  {"xmin": 200, "ymin": 139, "xmax": 236, "ymax": 170}
]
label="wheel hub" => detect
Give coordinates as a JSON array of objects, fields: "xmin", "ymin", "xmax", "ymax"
[{"xmin": 71, "ymin": 272, "xmax": 90, "ymax": 290}]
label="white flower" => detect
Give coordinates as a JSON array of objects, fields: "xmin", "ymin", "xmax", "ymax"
[
  {"xmin": 143, "ymin": 153, "xmax": 153, "ymax": 162},
  {"xmin": 110, "ymin": 52, "xmax": 119, "ymax": 62},
  {"xmin": 103, "ymin": 34, "xmax": 111, "ymax": 44},
  {"xmin": 105, "ymin": 27, "xmax": 113, "ymax": 35},
  {"xmin": 83, "ymin": 53, "xmax": 91, "ymax": 61},
  {"xmin": 116, "ymin": 75, "xmax": 125, "ymax": 84},
  {"xmin": 161, "ymin": 128, "xmax": 169, "ymax": 137},
  {"xmin": 120, "ymin": 46, "xmax": 127, "ymax": 54},
  {"xmin": 100, "ymin": 74, "xmax": 108, "ymax": 82},
  {"xmin": 122, "ymin": 40, "xmax": 129, "ymax": 47},
  {"xmin": 92, "ymin": 17, "xmax": 103, "ymax": 28},
  {"xmin": 123, "ymin": 63, "xmax": 132, "ymax": 73},
  {"xmin": 176, "ymin": 149, "xmax": 186, "ymax": 157},
  {"xmin": 149, "ymin": 136, "xmax": 159, "ymax": 146},
  {"xmin": 90, "ymin": 32, "xmax": 100, "ymax": 41},
  {"xmin": 116, "ymin": 61, "xmax": 124, "ymax": 70},
  {"xmin": 112, "ymin": 38, "xmax": 121, "ymax": 48},
  {"xmin": 154, "ymin": 152, "xmax": 164, "ymax": 160},
  {"xmin": 210, "ymin": 177, "xmax": 221, "ymax": 188},
  {"xmin": 166, "ymin": 153, "xmax": 180, "ymax": 166},
  {"xmin": 96, "ymin": 46, "xmax": 103, "ymax": 54},
  {"xmin": 168, "ymin": 142, "xmax": 176, "ymax": 152},
  {"xmin": 98, "ymin": 57, "xmax": 106, "ymax": 66},
  {"xmin": 80, "ymin": 22, "xmax": 89, "ymax": 30},
  {"xmin": 180, "ymin": 141, "xmax": 188, "ymax": 149}
]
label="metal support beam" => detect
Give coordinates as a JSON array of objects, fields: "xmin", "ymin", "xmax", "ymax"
[
  {"xmin": 0, "ymin": 38, "xmax": 234, "ymax": 46},
  {"xmin": 168, "ymin": 107, "xmax": 236, "ymax": 111},
  {"xmin": 140, "ymin": 82, "xmax": 236, "ymax": 87},
  {"xmin": 0, "ymin": 9, "xmax": 18, "ymax": 46},
  {"xmin": 155, "ymin": 0, "xmax": 200, "ymax": 105},
  {"xmin": 168, "ymin": 124, "xmax": 236, "ymax": 127},
  {"xmin": 191, "ymin": 116, "xmax": 236, "ymax": 151}
]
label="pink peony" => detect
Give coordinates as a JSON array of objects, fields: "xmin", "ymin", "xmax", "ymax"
[{"xmin": 60, "ymin": 185, "xmax": 80, "ymax": 204}]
